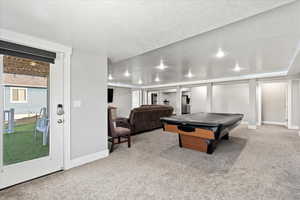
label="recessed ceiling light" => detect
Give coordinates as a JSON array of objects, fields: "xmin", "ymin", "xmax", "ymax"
[
  {"xmin": 124, "ymin": 70, "xmax": 130, "ymax": 77},
  {"xmin": 216, "ymin": 48, "xmax": 225, "ymax": 58},
  {"xmin": 30, "ymin": 61, "xmax": 36, "ymax": 66},
  {"xmin": 138, "ymin": 79, "xmax": 143, "ymax": 84},
  {"xmin": 233, "ymin": 63, "xmax": 241, "ymax": 72},
  {"xmin": 155, "ymin": 76, "xmax": 160, "ymax": 82},
  {"xmin": 185, "ymin": 70, "xmax": 195, "ymax": 78},
  {"xmin": 108, "ymin": 74, "xmax": 113, "ymax": 80},
  {"xmin": 156, "ymin": 60, "xmax": 168, "ymax": 70}
]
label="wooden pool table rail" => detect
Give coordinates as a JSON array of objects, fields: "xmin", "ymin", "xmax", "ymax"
[
  {"xmin": 164, "ymin": 124, "xmax": 215, "ymax": 139},
  {"xmin": 163, "ymin": 123, "xmax": 229, "ymax": 154}
]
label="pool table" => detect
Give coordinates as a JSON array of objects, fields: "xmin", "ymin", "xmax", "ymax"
[{"xmin": 161, "ymin": 112, "xmax": 243, "ymax": 154}]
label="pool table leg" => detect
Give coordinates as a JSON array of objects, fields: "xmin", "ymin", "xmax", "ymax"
[
  {"xmin": 222, "ymin": 133, "xmax": 229, "ymax": 140},
  {"xmin": 178, "ymin": 134, "xmax": 182, "ymax": 147},
  {"xmin": 207, "ymin": 144, "xmax": 214, "ymax": 154},
  {"xmin": 207, "ymin": 141, "xmax": 218, "ymax": 154}
]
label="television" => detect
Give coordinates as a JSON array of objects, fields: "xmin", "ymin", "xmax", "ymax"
[{"xmin": 108, "ymin": 88, "xmax": 114, "ymax": 103}]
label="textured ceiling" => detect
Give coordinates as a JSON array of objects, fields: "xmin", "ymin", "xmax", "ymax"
[
  {"xmin": 110, "ymin": 1, "xmax": 300, "ymax": 86},
  {"xmin": 0, "ymin": 0, "xmax": 296, "ymax": 62}
]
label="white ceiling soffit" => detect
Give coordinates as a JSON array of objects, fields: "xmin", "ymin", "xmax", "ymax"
[
  {"xmin": 142, "ymin": 71, "xmax": 288, "ymax": 89},
  {"xmin": 287, "ymin": 40, "xmax": 300, "ymax": 75},
  {"xmin": 0, "ymin": 0, "xmax": 296, "ymax": 62},
  {"xmin": 108, "ymin": 70, "xmax": 289, "ymax": 89},
  {"xmin": 108, "ymin": 82, "xmax": 140, "ymax": 89},
  {"xmin": 110, "ymin": 1, "xmax": 300, "ymax": 87}
]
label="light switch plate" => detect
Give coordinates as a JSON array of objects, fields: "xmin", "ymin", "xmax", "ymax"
[{"xmin": 73, "ymin": 100, "xmax": 81, "ymax": 108}]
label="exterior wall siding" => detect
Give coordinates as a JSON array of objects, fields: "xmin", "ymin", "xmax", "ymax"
[{"xmin": 4, "ymin": 86, "xmax": 47, "ymax": 115}]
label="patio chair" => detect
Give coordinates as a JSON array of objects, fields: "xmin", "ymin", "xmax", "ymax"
[{"xmin": 35, "ymin": 107, "xmax": 49, "ymax": 146}]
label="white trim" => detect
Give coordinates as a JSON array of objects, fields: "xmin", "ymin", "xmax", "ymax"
[
  {"xmin": 110, "ymin": 74, "xmax": 300, "ymax": 90},
  {"xmin": 207, "ymin": 83, "xmax": 212, "ymax": 112},
  {"xmin": 66, "ymin": 149, "xmax": 109, "ymax": 170},
  {"xmin": 258, "ymin": 77, "xmax": 296, "ymax": 83},
  {"xmin": 289, "ymin": 126, "xmax": 299, "ymax": 130},
  {"xmin": 211, "ymin": 80, "xmax": 250, "ymax": 86},
  {"xmin": 176, "ymin": 86, "xmax": 182, "ymax": 115},
  {"xmin": 287, "ymin": 80, "xmax": 292, "ymax": 129},
  {"xmin": 9, "ymin": 87, "xmax": 28, "ymax": 103},
  {"xmin": 0, "ymin": 55, "xmax": 3, "ymax": 171},
  {"xmin": 257, "ymin": 83, "xmax": 262, "ymax": 126},
  {"xmin": 0, "ymin": 29, "xmax": 72, "ymax": 172},
  {"xmin": 108, "ymin": 82, "xmax": 140, "ymax": 89},
  {"xmin": 63, "ymin": 52, "xmax": 72, "ymax": 170},
  {"xmin": 262, "ymin": 121, "xmax": 287, "ymax": 126},
  {"xmin": 142, "ymin": 89, "xmax": 148, "ymax": 105},
  {"xmin": 248, "ymin": 125, "xmax": 257, "ymax": 129},
  {"xmin": 108, "ymin": 71, "xmax": 288, "ymax": 90},
  {"xmin": 142, "ymin": 71, "xmax": 287, "ymax": 89},
  {"xmin": 248, "ymin": 79, "xmax": 258, "ymax": 130}
]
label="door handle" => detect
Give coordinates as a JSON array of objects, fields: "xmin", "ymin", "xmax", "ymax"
[
  {"xmin": 57, "ymin": 119, "xmax": 64, "ymax": 124},
  {"xmin": 57, "ymin": 104, "xmax": 64, "ymax": 115}
]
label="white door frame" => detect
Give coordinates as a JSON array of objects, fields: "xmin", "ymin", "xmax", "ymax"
[
  {"xmin": 0, "ymin": 29, "xmax": 72, "ymax": 172},
  {"xmin": 148, "ymin": 91, "xmax": 159, "ymax": 105}
]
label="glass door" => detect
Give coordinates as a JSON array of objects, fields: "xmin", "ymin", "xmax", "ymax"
[{"xmin": 0, "ymin": 54, "xmax": 64, "ymax": 189}]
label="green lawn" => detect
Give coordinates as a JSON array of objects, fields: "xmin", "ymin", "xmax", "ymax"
[{"xmin": 3, "ymin": 122, "xmax": 49, "ymax": 165}]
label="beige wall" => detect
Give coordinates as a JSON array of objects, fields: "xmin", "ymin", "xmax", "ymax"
[
  {"xmin": 161, "ymin": 92, "xmax": 177, "ymax": 114},
  {"xmin": 291, "ymin": 80, "xmax": 300, "ymax": 127},
  {"xmin": 212, "ymin": 83, "xmax": 250, "ymax": 122},
  {"xmin": 108, "ymin": 87, "xmax": 132, "ymax": 118},
  {"xmin": 70, "ymin": 50, "xmax": 107, "ymax": 159},
  {"xmin": 261, "ymin": 82, "xmax": 287, "ymax": 124},
  {"xmin": 191, "ymin": 86, "xmax": 208, "ymax": 113}
]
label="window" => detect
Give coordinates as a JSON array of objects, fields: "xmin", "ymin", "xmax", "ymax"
[{"xmin": 10, "ymin": 87, "xmax": 27, "ymax": 103}]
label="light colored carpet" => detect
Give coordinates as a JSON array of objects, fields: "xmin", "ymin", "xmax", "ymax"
[{"xmin": 1, "ymin": 125, "xmax": 300, "ymax": 200}]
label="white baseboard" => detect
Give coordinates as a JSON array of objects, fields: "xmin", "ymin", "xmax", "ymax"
[
  {"xmin": 66, "ymin": 149, "xmax": 109, "ymax": 170},
  {"xmin": 262, "ymin": 121, "xmax": 287, "ymax": 126},
  {"xmin": 289, "ymin": 126, "xmax": 299, "ymax": 130},
  {"xmin": 248, "ymin": 125, "xmax": 257, "ymax": 129}
]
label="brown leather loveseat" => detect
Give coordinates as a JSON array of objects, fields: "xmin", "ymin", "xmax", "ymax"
[{"xmin": 116, "ymin": 105, "xmax": 173, "ymax": 134}]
